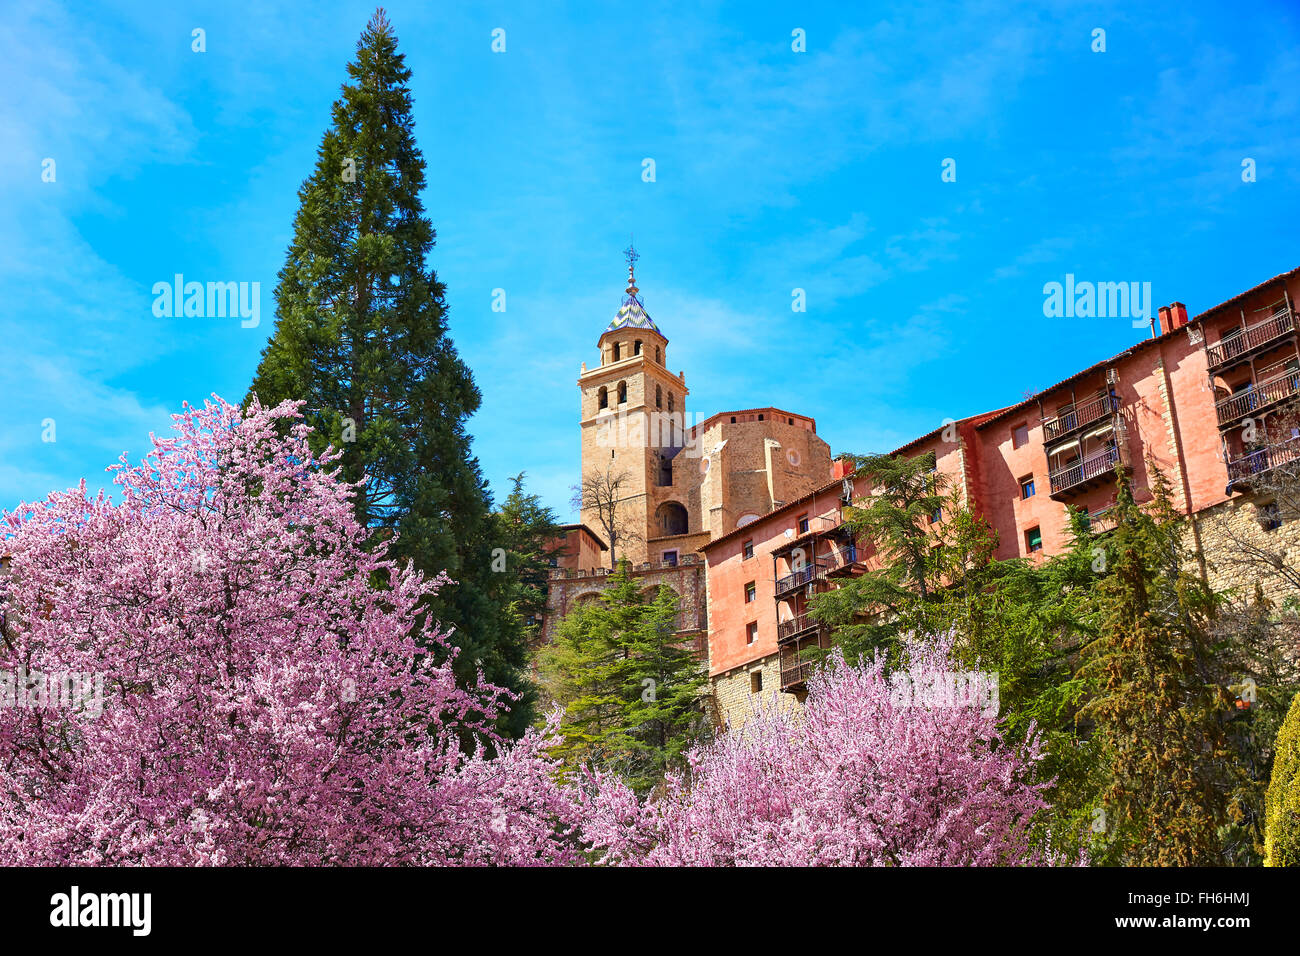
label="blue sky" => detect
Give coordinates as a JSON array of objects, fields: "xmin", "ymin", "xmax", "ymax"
[{"xmin": 2, "ymin": 0, "xmax": 1298, "ymax": 521}]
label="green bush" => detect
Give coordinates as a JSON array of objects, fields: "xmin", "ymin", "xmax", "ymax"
[{"xmin": 1266, "ymin": 692, "xmax": 1300, "ymax": 866}]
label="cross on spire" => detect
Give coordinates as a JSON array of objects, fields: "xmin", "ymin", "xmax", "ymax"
[{"xmin": 623, "ymin": 240, "xmax": 640, "ymax": 297}]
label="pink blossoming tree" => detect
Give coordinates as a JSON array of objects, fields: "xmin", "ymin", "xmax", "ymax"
[
  {"xmin": 578, "ymin": 636, "xmax": 1055, "ymax": 866},
  {"xmin": 0, "ymin": 397, "xmax": 580, "ymax": 865}
]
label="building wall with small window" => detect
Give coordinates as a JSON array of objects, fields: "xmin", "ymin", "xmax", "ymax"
[
  {"xmin": 1190, "ymin": 492, "xmax": 1300, "ymax": 598},
  {"xmin": 708, "ymin": 653, "xmax": 799, "ymax": 731}
]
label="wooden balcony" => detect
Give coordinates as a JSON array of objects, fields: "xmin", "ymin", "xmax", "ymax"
[
  {"xmin": 1042, "ymin": 392, "xmax": 1118, "ymax": 444},
  {"xmin": 776, "ymin": 611, "xmax": 825, "ymax": 644},
  {"xmin": 774, "ymin": 562, "xmax": 827, "ymax": 597},
  {"xmin": 779, "ymin": 633, "xmax": 830, "ymax": 692},
  {"xmin": 1049, "ymin": 446, "xmax": 1122, "ymax": 499},
  {"xmin": 1227, "ymin": 435, "xmax": 1300, "ymax": 485},
  {"xmin": 825, "ymin": 544, "xmax": 862, "ymax": 577},
  {"xmin": 1215, "ymin": 369, "xmax": 1300, "ymax": 427},
  {"xmin": 1206, "ymin": 309, "xmax": 1297, "ymax": 370}
]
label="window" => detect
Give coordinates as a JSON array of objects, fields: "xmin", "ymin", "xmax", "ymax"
[
  {"xmin": 1012, "ymin": 423, "xmax": 1030, "ymax": 449},
  {"xmin": 662, "ymin": 550, "xmax": 678, "ymax": 567},
  {"xmin": 617, "ymin": 381, "xmax": 627, "ymax": 404},
  {"xmin": 1026, "ymin": 527, "xmax": 1042, "ymax": 553},
  {"xmin": 613, "ymin": 343, "xmax": 621, "ymax": 361},
  {"xmin": 758, "ymin": 414, "xmax": 765, "ymax": 421},
  {"xmin": 797, "ymin": 515, "xmax": 809, "ymax": 534},
  {"xmin": 598, "ymin": 386, "xmax": 608, "ymax": 410},
  {"xmin": 746, "ymin": 621, "xmax": 758, "ymax": 645},
  {"xmin": 929, "ymin": 506, "xmax": 942, "ymax": 524},
  {"xmin": 1260, "ymin": 502, "xmax": 1282, "ymax": 532},
  {"xmin": 788, "ymin": 418, "xmax": 794, "ymax": 425},
  {"xmin": 1020, "ymin": 475, "xmax": 1035, "ymax": 499},
  {"xmin": 730, "ymin": 416, "xmax": 737, "ymax": 423},
  {"xmin": 750, "ymin": 671, "xmax": 763, "ymax": 694},
  {"xmin": 744, "ymin": 581, "xmax": 756, "ymax": 603},
  {"xmin": 742, "ymin": 539, "xmax": 754, "ymax": 560},
  {"xmin": 634, "ymin": 339, "xmax": 642, "ymax": 355},
  {"xmin": 668, "ymin": 393, "xmax": 675, "ymax": 413},
  {"xmin": 657, "ymin": 455, "xmax": 672, "ymax": 487},
  {"xmin": 656, "ymin": 385, "xmax": 662, "ymax": 409}
]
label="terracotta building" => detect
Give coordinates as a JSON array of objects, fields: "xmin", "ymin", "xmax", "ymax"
[{"xmin": 703, "ymin": 265, "xmax": 1300, "ymax": 728}]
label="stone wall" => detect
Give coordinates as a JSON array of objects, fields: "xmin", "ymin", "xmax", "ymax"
[
  {"xmin": 709, "ymin": 652, "xmax": 802, "ymax": 730},
  {"xmin": 1191, "ymin": 493, "xmax": 1300, "ymax": 603},
  {"xmin": 544, "ymin": 560, "xmax": 709, "ymax": 644}
]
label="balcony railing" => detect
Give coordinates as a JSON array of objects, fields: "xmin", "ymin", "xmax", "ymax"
[
  {"xmin": 774, "ymin": 562, "xmax": 827, "ymax": 596},
  {"xmin": 779, "ymin": 649, "xmax": 816, "ymax": 691},
  {"xmin": 776, "ymin": 612, "xmax": 824, "ymax": 643},
  {"xmin": 1206, "ymin": 309, "xmax": 1297, "ymax": 369},
  {"xmin": 1227, "ymin": 435, "xmax": 1300, "ymax": 483},
  {"xmin": 1215, "ymin": 369, "xmax": 1300, "ymax": 426},
  {"xmin": 1042, "ymin": 392, "xmax": 1117, "ymax": 443},
  {"xmin": 1049, "ymin": 446, "xmax": 1120, "ymax": 496}
]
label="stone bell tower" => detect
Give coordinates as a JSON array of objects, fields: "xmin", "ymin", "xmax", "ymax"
[{"xmin": 577, "ymin": 246, "xmax": 690, "ymax": 566}]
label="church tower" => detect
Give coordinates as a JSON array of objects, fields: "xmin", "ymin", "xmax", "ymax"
[{"xmin": 578, "ymin": 247, "xmax": 690, "ymax": 566}]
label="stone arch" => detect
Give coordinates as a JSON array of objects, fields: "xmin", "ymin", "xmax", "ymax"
[
  {"xmin": 617, "ymin": 381, "xmax": 628, "ymax": 404},
  {"xmin": 642, "ymin": 583, "xmax": 680, "ymax": 604},
  {"xmin": 598, "ymin": 385, "xmax": 608, "ymax": 409},
  {"xmin": 655, "ymin": 501, "xmax": 689, "ymax": 536}
]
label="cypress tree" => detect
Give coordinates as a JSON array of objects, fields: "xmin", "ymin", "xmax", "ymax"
[
  {"xmin": 1080, "ymin": 474, "xmax": 1233, "ymax": 865},
  {"xmin": 1265, "ymin": 691, "xmax": 1300, "ymax": 866},
  {"xmin": 248, "ymin": 9, "xmax": 533, "ymax": 735}
]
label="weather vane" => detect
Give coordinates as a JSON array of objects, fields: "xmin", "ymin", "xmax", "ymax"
[{"xmin": 623, "ymin": 238, "xmax": 640, "ymax": 297}]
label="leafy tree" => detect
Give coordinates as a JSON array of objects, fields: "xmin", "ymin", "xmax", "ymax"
[
  {"xmin": 539, "ymin": 565, "xmax": 708, "ymax": 794},
  {"xmin": 1080, "ymin": 473, "xmax": 1235, "ymax": 865},
  {"xmin": 247, "ymin": 10, "xmax": 531, "ymax": 735},
  {"xmin": 949, "ymin": 507, "xmax": 1106, "ymax": 858},
  {"xmin": 578, "ymin": 635, "xmax": 1056, "ymax": 866},
  {"xmin": 808, "ymin": 452, "xmax": 949, "ymax": 661},
  {"xmin": 1265, "ymin": 691, "xmax": 1300, "ymax": 866},
  {"xmin": 0, "ymin": 397, "xmax": 580, "ymax": 865}
]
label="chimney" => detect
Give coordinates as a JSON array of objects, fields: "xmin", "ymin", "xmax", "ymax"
[
  {"xmin": 1157, "ymin": 305, "xmax": 1173, "ymax": 336},
  {"xmin": 1171, "ymin": 302, "xmax": 1189, "ymax": 328}
]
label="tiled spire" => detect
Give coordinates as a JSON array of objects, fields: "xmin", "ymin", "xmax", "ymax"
[{"xmin": 605, "ymin": 241, "xmax": 661, "ymax": 334}]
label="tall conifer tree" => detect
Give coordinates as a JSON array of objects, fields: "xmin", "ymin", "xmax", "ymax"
[
  {"xmin": 1081, "ymin": 474, "xmax": 1233, "ymax": 864},
  {"xmin": 249, "ymin": 9, "xmax": 533, "ymax": 735}
]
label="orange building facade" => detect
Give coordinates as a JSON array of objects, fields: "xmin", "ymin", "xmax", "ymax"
[{"xmin": 704, "ymin": 266, "xmax": 1300, "ymax": 726}]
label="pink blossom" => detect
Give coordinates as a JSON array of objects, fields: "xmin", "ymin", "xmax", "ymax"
[
  {"xmin": 578, "ymin": 635, "xmax": 1056, "ymax": 866},
  {"xmin": 0, "ymin": 396, "xmax": 581, "ymax": 865}
]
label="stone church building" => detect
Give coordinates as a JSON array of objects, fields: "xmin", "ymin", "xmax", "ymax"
[{"xmin": 541, "ymin": 251, "xmax": 839, "ymax": 648}]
